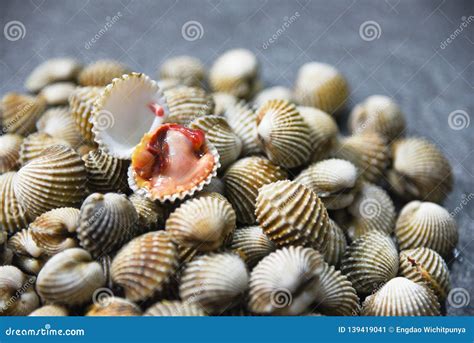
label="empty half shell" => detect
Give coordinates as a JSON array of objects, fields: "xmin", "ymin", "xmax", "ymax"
[
  {"xmin": 333, "ymin": 133, "xmax": 390, "ymax": 183},
  {"xmin": 323, "ymin": 219, "xmax": 347, "ymax": 268},
  {"xmin": 256, "ymin": 99, "xmax": 311, "ymax": 168},
  {"xmin": 294, "ymin": 62, "xmax": 349, "ymax": 114},
  {"xmin": 0, "ymin": 265, "xmax": 39, "ymax": 315},
  {"xmin": 212, "ymin": 92, "xmax": 238, "ymax": 116},
  {"xmin": 230, "ymin": 226, "xmax": 276, "ymax": 268},
  {"xmin": 86, "ymin": 297, "xmax": 142, "ymax": 316},
  {"xmin": 253, "ymin": 86, "xmax": 294, "ymax": 108},
  {"xmin": 0, "ymin": 172, "xmax": 32, "ymax": 234},
  {"xmin": 341, "ymin": 231, "xmax": 399, "ymax": 294},
  {"xmin": 294, "ymin": 159, "xmax": 358, "ymax": 210},
  {"xmin": 180, "ymin": 252, "xmax": 249, "ymax": 314},
  {"xmin": 298, "ymin": 106, "xmax": 339, "ymax": 162},
  {"xmin": 166, "ymin": 193, "xmax": 236, "ymax": 251},
  {"xmin": 144, "ymin": 300, "xmax": 207, "ymax": 316},
  {"xmin": 19, "ymin": 132, "xmax": 70, "ymax": 166},
  {"xmin": 255, "ymin": 180, "xmax": 330, "ymax": 252},
  {"xmin": 129, "ymin": 193, "xmax": 166, "ymax": 233},
  {"xmin": 190, "ymin": 115, "xmax": 242, "ymax": 169},
  {"xmin": 36, "ymin": 106, "xmax": 82, "ymax": 148},
  {"xmin": 0, "ymin": 134, "xmax": 23, "ymax": 173},
  {"xmin": 111, "ymin": 231, "xmax": 178, "ymax": 302},
  {"xmin": 388, "ymin": 138, "xmax": 453, "ymax": 203},
  {"xmin": 395, "ymin": 201, "xmax": 458, "ymax": 258},
  {"xmin": 399, "ymin": 247, "xmax": 450, "ymax": 302},
  {"xmin": 69, "ymin": 86, "xmax": 103, "ymax": 143},
  {"xmin": 224, "ymin": 101, "xmax": 261, "ymax": 156},
  {"xmin": 209, "ymin": 49, "xmax": 260, "ymax": 99},
  {"xmin": 29, "ymin": 304, "xmax": 69, "ymax": 316},
  {"xmin": 39, "ymin": 82, "xmax": 76, "ymax": 106},
  {"xmin": 83, "ymin": 149, "xmax": 130, "ymax": 193},
  {"xmin": 349, "ymin": 95, "xmax": 406, "ymax": 141},
  {"xmin": 36, "ymin": 248, "xmax": 105, "ymax": 305},
  {"xmin": 92, "ymin": 73, "xmax": 168, "ymax": 159},
  {"xmin": 77, "ymin": 193, "xmax": 138, "ymax": 258},
  {"xmin": 13, "ymin": 145, "xmax": 87, "ymax": 218},
  {"xmin": 347, "ymin": 182, "xmax": 396, "ymax": 240},
  {"xmin": 159, "ymin": 55, "xmax": 206, "ymax": 87},
  {"xmin": 29, "ymin": 207, "xmax": 79, "ymax": 255},
  {"xmin": 0, "ymin": 92, "xmax": 46, "ymax": 135},
  {"xmin": 361, "ymin": 277, "xmax": 441, "ymax": 316},
  {"xmin": 78, "ymin": 60, "xmax": 129, "ymax": 87},
  {"xmin": 223, "ymin": 156, "xmax": 287, "ymax": 224},
  {"xmin": 25, "ymin": 58, "xmax": 81, "ymax": 92},
  {"xmin": 164, "ymin": 86, "xmax": 214, "ymax": 125}
]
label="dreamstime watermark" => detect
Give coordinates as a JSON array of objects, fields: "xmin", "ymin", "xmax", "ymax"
[
  {"xmin": 1, "ymin": 101, "xmax": 34, "ymax": 134},
  {"xmin": 450, "ymin": 193, "xmax": 474, "ymax": 218},
  {"xmin": 5, "ymin": 324, "xmax": 84, "ymax": 337},
  {"xmin": 448, "ymin": 110, "xmax": 470, "ymax": 131},
  {"xmin": 92, "ymin": 287, "xmax": 114, "ymax": 308},
  {"xmin": 440, "ymin": 16, "xmax": 474, "ymax": 50},
  {"xmin": 262, "ymin": 12, "xmax": 300, "ymax": 50},
  {"xmin": 358, "ymin": 198, "xmax": 381, "ymax": 220},
  {"xmin": 85, "ymin": 12, "xmax": 123, "ymax": 50},
  {"xmin": 3, "ymin": 20, "xmax": 26, "ymax": 41},
  {"xmin": 447, "ymin": 287, "xmax": 470, "ymax": 309},
  {"xmin": 94, "ymin": 110, "xmax": 115, "ymax": 131},
  {"xmin": 181, "ymin": 20, "xmax": 204, "ymax": 41},
  {"xmin": 359, "ymin": 20, "xmax": 382, "ymax": 42},
  {"xmin": 0, "ymin": 276, "xmax": 35, "ymax": 313},
  {"xmin": 270, "ymin": 288, "xmax": 292, "ymax": 309}
]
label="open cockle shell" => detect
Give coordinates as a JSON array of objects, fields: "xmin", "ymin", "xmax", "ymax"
[
  {"xmin": 36, "ymin": 248, "xmax": 106, "ymax": 305},
  {"xmin": 395, "ymin": 201, "xmax": 458, "ymax": 258},
  {"xmin": 92, "ymin": 73, "xmax": 169, "ymax": 159},
  {"xmin": 36, "ymin": 106, "xmax": 83, "ymax": 148},
  {"xmin": 399, "ymin": 247, "xmax": 450, "ymax": 302},
  {"xmin": 78, "ymin": 59, "xmax": 129, "ymax": 87},
  {"xmin": 0, "ymin": 265, "xmax": 39, "ymax": 315},
  {"xmin": 0, "ymin": 172, "xmax": 32, "ymax": 235},
  {"xmin": 0, "ymin": 134, "xmax": 23, "ymax": 173},
  {"xmin": 230, "ymin": 226, "xmax": 276, "ymax": 268},
  {"xmin": 25, "ymin": 57, "xmax": 82, "ymax": 92},
  {"xmin": 255, "ymin": 180, "xmax": 330, "ymax": 252},
  {"xmin": 144, "ymin": 300, "xmax": 207, "ymax": 316},
  {"xmin": 361, "ymin": 277, "xmax": 441, "ymax": 316},
  {"xmin": 0, "ymin": 92, "xmax": 46, "ymax": 136}
]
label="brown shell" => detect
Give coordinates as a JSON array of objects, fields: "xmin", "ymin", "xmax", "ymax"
[
  {"xmin": 129, "ymin": 193, "xmax": 166, "ymax": 233},
  {"xmin": 86, "ymin": 297, "xmax": 142, "ymax": 316},
  {"xmin": 29, "ymin": 304, "xmax": 69, "ymax": 316},
  {"xmin": 159, "ymin": 55, "xmax": 206, "ymax": 87},
  {"xmin": 69, "ymin": 86, "xmax": 103, "ymax": 143},
  {"xmin": 323, "ymin": 219, "xmax": 347, "ymax": 268},
  {"xmin": 36, "ymin": 106, "xmax": 83, "ymax": 148},
  {"xmin": 223, "ymin": 156, "xmax": 287, "ymax": 224},
  {"xmin": 164, "ymin": 86, "xmax": 215, "ymax": 125},
  {"xmin": 78, "ymin": 60, "xmax": 129, "ymax": 87},
  {"xmin": 230, "ymin": 226, "xmax": 276, "ymax": 268},
  {"xmin": 19, "ymin": 132, "xmax": 70, "ymax": 166},
  {"xmin": 0, "ymin": 92, "xmax": 46, "ymax": 135},
  {"xmin": 0, "ymin": 134, "xmax": 23, "ymax": 173},
  {"xmin": 83, "ymin": 149, "xmax": 130, "ymax": 193},
  {"xmin": 0, "ymin": 172, "xmax": 32, "ymax": 234},
  {"xmin": 144, "ymin": 300, "xmax": 207, "ymax": 316}
]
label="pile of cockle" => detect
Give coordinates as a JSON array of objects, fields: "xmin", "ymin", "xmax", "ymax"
[{"xmin": 0, "ymin": 49, "xmax": 457, "ymax": 316}]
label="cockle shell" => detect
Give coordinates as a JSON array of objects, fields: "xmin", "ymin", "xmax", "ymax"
[
  {"xmin": 341, "ymin": 231, "xmax": 399, "ymax": 294},
  {"xmin": 209, "ymin": 48, "xmax": 260, "ymax": 99},
  {"xmin": 92, "ymin": 73, "xmax": 168, "ymax": 159},
  {"xmin": 29, "ymin": 207, "xmax": 79, "ymax": 256},
  {"xmin": 388, "ymin": 138, "xmax": 453, "ymax": 203},
  {"xmin": 0, "ymin": 266, "xmax": 39, "ymax": 315},
  {"xmin": 333, "ymin": 133, "xmax": 390, "ymax": 183},
  {"xmin": 166, "ymin": 193, "xmax": 236, "ymax": 251},
  {"xmin": 0, "ymin": 92, "xmax": 46, "ymax": 135},
  {"xmin": 0, "ymin": 134, "xmax": 23, "ymax": 173},
  {"xmin": 256, "ymin": 99, "xmax": 311, "ymax": 168},
  {"xmin": 395, "ymin": 201, "xmax": 458, "ymax": 258},
  {"xmin": 86, "ymin": 297, "xmax": 142, "ymax": 316},
  {"xmin": 349, "ymin": 95, "xmax": 406, "ymax": 141},
  {"xmin": 190, "ymin": 115, "xmax": 242, "ymax": 169},
  {"xmin": 323, "ymin": 219, "xmax": 347, "ymax": 268},
  {"xmin": 255, "ymin": 180, "xmax": 330, "ymax": 252},
  {"xmin": 180, "ymin": 252, "xmax": 249, "ymax": 314},
  {"xmin": 294, "ymin": 159, "xmax": 358, "ymax": 210},
  {"xmin": 223, "ymin": 156, "xmax": 287, "ymax": 224},
  {"xmin": 78, "ymin": 60, "xmax": 129, "ymax": 87},
  {"xmin": 159, "ymin": 55, "xmax": 206, "ymax": 87},
  {"xmin": 29, "ymin": 304, "xmax": 69, "ymax": 316},
  {"xmin": 212, "ymin": 92, "xmax": 238, "ymax": 116},
  {"xmin": 83, "ymin": 149, "xmax": 130, "ymax": 193},
  {"xmin": 19, "ymin": 132, "xmax": 70, "ymax": 166},
  {"xmin": 156, "ymin": 78, "xmax": 181, "ymax": 92},
  {"xmin": 69, "ymin": 86, "xmax": 103, "ymax": 143},
  {"xmin": 163, "ymin": 86, "xmax": 214, "ymax": 125},
  {"xmin": 144, "ymin": 300, "xmax": 207, "ymax": 316},
  {"xmin": 399, "ymin": 247, "xmax": 450, "ymax": 302},
  {"xmin": 230, "ymin": 226, "xmax": 276, "ymax": 268},
  {"xmin": 36, "ymin": 106, "xmax": 83, "ymax": 148},
  {"xmin": 8, "ymin": 229, "xmax": 48, "ymax": 275},
  {"xmin": 253, "ymin": 86, "xmax": 294, "ymax": 108},
  {"xmin": 39, "ymin": 82, "xmax": 76, "ymax": 106},
  {"xmin": 129, "ymin": 193, "xmax": 166, "ymax": 233},
  {"xmin": 298, "ymin": 106, "xmax": 339, "ymax": 162},
  {"xmin": 25, "ymin": 58, "xmax": 81, "ymax": 92},
  {"xmin": 347, "ymin": 182, "xmax": 396, "ymax": 240},
  {"xmin": 36, "ymin": 248, "xmax": 105, "ymax": 305},
  {"xmin": 13, "ymin": 145, "xmax": 87, "ymax": 218},
  {"xmin": 0, "ymin": 172, "xmax": 31, "ymax": 234},
  {"xmin": 361, "ymin": 277, "xmax": 441, "ymax": 316},
  {"xmin": 294, "ymin": 62, "xmax": 349, "ymax": 114},
  {"xmin": 0, "ymin": 230, "xmax": 13, "ymax": 265},
  {"xmin": 224, "ymin": 101, "xmax": 261, "ymax": 156},
  {"xmin": 111, "ymin": 231, "xmax": 178, "ymax": 302},
  {"xmin": 77, "ymin": 193, "xmax": 138, "ymax": 258}
]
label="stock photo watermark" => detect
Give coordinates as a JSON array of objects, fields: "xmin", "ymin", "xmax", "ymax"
[
  {"xmin": 85, "ymin": 12, "xmax": 123, "ymax": 50},
  {"xmin": 262, "ymin": 11, "xmax": 300, "ymax": 50},
  {"xmin": 440, "ymin": 16, "xmax": 474, "ymax": 50},
  {"xmin": 448, "ymin": 110, "xmax": 470, "ymax": 131},
  {"xmin": 359, "ymin": 20, "xmax": 382, "ymax": 42},
  {"xmin": 181, "ymin": 20, "xmax": 204, "ymax": 41},
  {"xmin": 3, "ymin": 20, "xmax": 26, "ymax": 41}
]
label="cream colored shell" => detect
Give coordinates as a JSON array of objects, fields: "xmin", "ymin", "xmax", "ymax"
[
  {"xmin": 0, "ymin": 92, "xmax": 46, "ymax": 135},
  {"xmin": 36, "ymin": 106, "xmax": 82, "ymax": 148},
  {"xmin": 0, "ymin": 265, "xmax": 39, "ymax": 315},
  {"xmin": 19, "ymin": 132, "xmax": 70, "ymax": 166},
  {"xmin": 0, "ymin": 134, "xmax": 23, "ymax": 173},
  {"xmin": 78, "ymin": 59, "xmax": 129, "ymax": 87},
  {"xmin": 86, "ymin": 297, "xmax": 142, "ymax": 316},
  {"xmin": 39, "ymin": 82, "xmax": 76, "ymax": 106},
  {"xmin": 224, "ymin": 101, "xmax": 261, "ymax": 156},
  {"xmin": 69, "ymin": 86, "xmax": 103, "ymax": 143},
  {"xmin": 253, "ymin": 86, "xmax": 294, "ymax": 108},
  {"xmin": 159, "ymin": 55, "xmax": 206, "ymax": 87},
  {"xmin": 25, "ymin": 58, "xmax": 81, "ymax": 92},
  {"xmin": 230, "ymin": 226, "xmax": 276, "ymax": 268},
  {"xmin": 163, "ymin": 86, "xmax": 214, "ymax": 125},
  {"xmin": 144, "ymin": 300, "xmax": 207, "ymax": 316},
  {"xmin": 0, "ymin": 172, "xmax": 31, "ymax": 234}
]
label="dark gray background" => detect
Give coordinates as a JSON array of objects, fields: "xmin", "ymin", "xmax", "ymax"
[{"xmin": 1, "ymin": 0, "xmax": 473, "ymax": 315}]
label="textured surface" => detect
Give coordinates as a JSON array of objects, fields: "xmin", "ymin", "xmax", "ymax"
[{"xmin": 0, "ymin": 0, "xmax": 472, "ymax": 315}]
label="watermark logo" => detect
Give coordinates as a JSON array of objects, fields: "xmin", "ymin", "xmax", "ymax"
[
  {"xmin": 262, "ymin": 12, "xmax": 300, "ymax": 50},
  {"xmin": 270, "ymin": 288, "xmax": 292, "ymax": 309},
  {"xmin": 94, "ymin": 110, "xmax": 115, "ymax": 131},
  {"xmin": 4, "ymin": 21, "xmax": 26, "ymax": 41},
  {"xmin": 447, "ymin": 287, "xmax": 470, "ymax": 308},
  {"xmin": 181, "ymin": 20, "xmax": 204, "ymax": 41},
  {"xmin": 448, "ymin": 110, "xmax": 470, "ymax": 131},
  {"xmin": 85, "ymin": 12, "xmax": 123, "ymax": 50},
  {"xmin": 92, "ymin": 287, "xmax": 114, "ymax": 308},
  {"xmin": 359, "ymin": 21, "xmax": 382, "ymax": 42},
  {"xmin": 440, "ymin": 16, "xmax": 474, "ymax": 49},
  {"xmin": 358, "ymin": 198, "xmax": 381, "ymax": 219}
]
